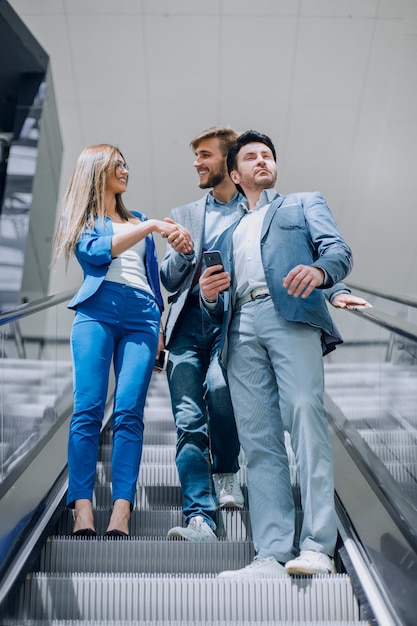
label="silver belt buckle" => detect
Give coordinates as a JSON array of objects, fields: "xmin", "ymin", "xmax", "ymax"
[{"xmin": 251, "ymin": 287, "xmax": 268, "ymax": 301}]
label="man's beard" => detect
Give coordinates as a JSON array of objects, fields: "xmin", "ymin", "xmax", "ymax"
[
  {"xmin": 199, "ymin": 163, "xmax": 227, "ymax": 189},
  {"xmin": 253, "ymin": 170, "xmax": 277, "ymax": 190}
]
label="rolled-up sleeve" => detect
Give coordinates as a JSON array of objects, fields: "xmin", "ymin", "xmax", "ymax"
[{"xmin": 75, "ymin": 230, "xmax": 113, "ymax": 267}]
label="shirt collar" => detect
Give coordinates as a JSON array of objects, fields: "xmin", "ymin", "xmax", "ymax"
[
  {"xmin": 238, "ymin": 188, "xmax": 279, "ymax": 214},
  {"xmin": 206, "ymin": 191, "xmax": 242, "ymax": 208}
]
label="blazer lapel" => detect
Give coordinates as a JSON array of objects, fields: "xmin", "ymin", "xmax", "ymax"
[
  {"xmin": 261, "ymin": 194, "xmax": 286, "ymax": 240},
  {"xmin": 190, "ymin": 195, "xmax": 208, "ymax": 259}
]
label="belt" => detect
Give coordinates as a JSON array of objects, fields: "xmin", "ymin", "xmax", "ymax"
[{"xmin": 235, "ymin": 287, "xmax": 270, "ymax": 310}]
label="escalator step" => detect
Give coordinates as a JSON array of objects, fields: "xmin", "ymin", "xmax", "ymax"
[
  {"xmin": 99, "ymin": 444, "xmax": 176, "ymax": 463},
  {"xmin": 98, "ymin": 444, "xmax": 248, "ymax": 465},
  {"xmin": 55, "ymin": 508, "xmax": 254, "ymax": 540},
  {"xmin": 93, "ymin": 461, "xmax": 299, "ymax": 489},
  {"xmin": 90, "ymin": 483, "xmax": 301, "ymax": 511},
  {"xmin": 8, "ymin": 574, "xmax": 361, "ymax": 623},
  {"xmin": 370, "ymin": 443, "xmax": 416, "ymax": 464},
  {"xmin": 384, "ymin": 462, "xmax": 417, "ymax": 483},
  {"xmin": 0, "ymin": 622, "xmax": 370, "ymax": 626},
  {"xmin": 94, "ymin": 484, "xmax": 183, "ymax": 508},
  {"xmin": 54, "ymin": 508, "xmax": 303, "ymax": 543},
  {"xmin": 360, "ymin": 429, "xmax": 416, "ymax": 446},
  {"xmin": 143, "ymin": 431, "xmax": 178, "ymax": 445},
  {"xmin": 39, "ymin": 538, "xmax": 256, "ymax": 574}
]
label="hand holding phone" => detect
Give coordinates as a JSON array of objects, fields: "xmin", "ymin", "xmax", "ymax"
[
  {"xmin": 201, "ymin": 250, "xmax": 229, "ymax": 298},
  {"xmin": 154, "ymin": 348, "xmax": 169, "ymax": 372}
]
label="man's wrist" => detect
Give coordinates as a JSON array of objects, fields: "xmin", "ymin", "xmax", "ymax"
[
  {"xmin": 201, "ymin": 293, "xmax": 218, "ymax": 304},
  {"xmin": 312, "ymin": 266, "xmax": 327, "ymax": 285},
  {"xmin": 179, "ymin": 250, "xmax": 195, "ymax": 260}
]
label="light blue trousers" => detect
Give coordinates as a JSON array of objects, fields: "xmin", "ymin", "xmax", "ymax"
[
  {"xmin": 67, "ymin": 281, "xmax": 160, "ymax": 509},
  {"xmin": 227, "ymin": 297, "xmax": 337, "ymax": 563}
]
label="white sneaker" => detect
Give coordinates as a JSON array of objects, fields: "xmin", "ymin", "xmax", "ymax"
[
  {"xmin": 285, "ymin": 550, "xmax": 336, "ymax": 575},
  {"xmin": 218, "ymin": 556, "xmax": 288, "ymax": 579},
  {"xmin": 167, "ymin": 515, "xmax": 217, "ymax": 542},
  {"xmin": 213, "ymin": 472, "xmax": 245, "ymax": 509}
]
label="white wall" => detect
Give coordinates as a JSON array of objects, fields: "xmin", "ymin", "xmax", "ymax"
[{"xmin": 8, "ymin": 0, "xmax": 417, "ymax": 309}]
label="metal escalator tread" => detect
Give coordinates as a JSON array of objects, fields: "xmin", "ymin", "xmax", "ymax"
[
  {"xmin": 2, "ymin": 373, "xmax": 368, "ymax": 624},
  {"xmin": 55, "ymin": 508, "xmax": 256, "ymax": 540},
  {"xmin": 2, "ymin": 619, "xmax": 369, "ymax": 626},
  {"xmin": 8, "ymin": 574, "xmax": 364, "ymax": 623},
  {"xmin": 41, "ymin": 538, "xmax": 256, "ymax": 574}
]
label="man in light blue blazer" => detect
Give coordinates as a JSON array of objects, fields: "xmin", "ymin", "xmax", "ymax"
[{"xmin": 199, "ymin": 130, "xmax": 353, "ymax": 577}]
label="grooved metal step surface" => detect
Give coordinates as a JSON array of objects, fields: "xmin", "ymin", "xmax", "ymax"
[
  {"xmin": 324, "ymin": 361, "xmax": 417, "ymax": 511},
  {"xmin": 8, "ymin": 574, "xmax": 361, "ymax": 623},
  {"xmin": 0, "ymin": 622, "xmax": 369, "ymax": 626},
  {"xmin": 1, "ymin": 372, "xmax": 370, "ymax": 625},
  {"xmin": 0, "ymin": 622, "xmax": 366, "ymax": 626},
  {"xmin": 55, "ymin": 508, "xmax": 256, "ymax": 540},
  {"xmin": 40, "ymin": 539, "xmax": 256, "ymax": 575}
]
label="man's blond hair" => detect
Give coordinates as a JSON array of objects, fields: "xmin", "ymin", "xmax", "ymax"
[{"xmin": 190, "ymin": 126, "xmax": 239, "ymax": 157}]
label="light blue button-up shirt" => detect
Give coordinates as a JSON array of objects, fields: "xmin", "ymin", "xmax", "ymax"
[
  {"xmin": 204, "ymin": 191, "xmax": 242, "ymax": 252},
  {"xmin": 190, "ymin": 191, "xmax": 242, "ymax": 296}
]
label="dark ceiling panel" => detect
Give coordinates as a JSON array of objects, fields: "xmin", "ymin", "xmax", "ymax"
[{"xmin": 0, "ymin": 0, "xmax": 48, "ymax": 134}]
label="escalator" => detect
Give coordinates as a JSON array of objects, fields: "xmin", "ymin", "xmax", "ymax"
[{"xmin": 0, "ymin": 285, "xmax": 415, "ymax": 625}]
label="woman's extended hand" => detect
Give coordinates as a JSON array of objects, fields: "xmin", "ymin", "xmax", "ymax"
[{"xmin": 162, "ymin": 218, "xmax": 194, "ymax": 254}]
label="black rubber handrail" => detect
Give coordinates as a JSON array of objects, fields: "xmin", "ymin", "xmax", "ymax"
[
  {"xmin": 2, "ymin": 287, "xmax": 417, "ymax": 342},
  {"xmin": 347, "ymin": 305, "xmax": 417, "ymax": 342},
  {"xmin": 0, "ymin": 290, "xmax": 75, "ymax": 325},
  {"xmin": 346, "ymin": 282, "xmax": 417, "ymax": 309}
]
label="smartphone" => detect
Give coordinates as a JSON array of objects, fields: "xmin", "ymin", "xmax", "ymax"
[
  {"xmin": 203, "ymin": 250, "xmax": 224, "ymax": 273},
  {"xmin": 154, "ymin": 348, "xmax": 169, "ymax": 372}
]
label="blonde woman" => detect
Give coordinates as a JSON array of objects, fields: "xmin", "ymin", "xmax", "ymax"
[{"xmin": 54, "ymin": 144, "xmax": 192, "ymax": 537}]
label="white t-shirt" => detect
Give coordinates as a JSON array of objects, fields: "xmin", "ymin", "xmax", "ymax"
[{"xmin": 105, "ymin": 221, "xmax": 153, "ymax": 296}]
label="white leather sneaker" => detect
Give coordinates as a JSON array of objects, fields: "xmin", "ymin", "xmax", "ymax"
[
  {"xmin": 167, "ymin": 515, "xmax": 217, "ymax": 542},
  {"xmin": 285, "ymin": 550, "xmax": 336, "ymax": 575},
  {"xmin": 213, "ymin": 472, "xmax": 245, "ymax": 508},
  {"xmin": 218, "ymin": 556, "xmax": 288, "ymax": 579}
]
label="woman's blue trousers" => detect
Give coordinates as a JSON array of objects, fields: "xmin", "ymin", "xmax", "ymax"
[{"xmin": 66, "ymin": 281, "xmax": 160, "ymax": 508}]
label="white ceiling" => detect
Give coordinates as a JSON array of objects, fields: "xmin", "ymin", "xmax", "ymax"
[{"xmin": 8, "ymin": 0, "xmax": 417, "ymax": 300}]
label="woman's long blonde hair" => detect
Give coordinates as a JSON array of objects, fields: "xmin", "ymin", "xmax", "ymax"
[{"xmin": 53, "ymin": 143, "xmax": 132, "ymax": 264}]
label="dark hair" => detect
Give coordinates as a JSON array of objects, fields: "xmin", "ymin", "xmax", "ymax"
[{"xmin": 226, "ymin": 130, "xmax": 277, "ymax": 176}]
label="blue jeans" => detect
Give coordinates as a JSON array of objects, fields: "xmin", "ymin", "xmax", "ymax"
[
  {"xmin": 227, "ymin": 297, "xmax": 337, "ymax": 562},
  {"xmin": 167, "ymin": 302, "xmax": 240, "ymax": 529},
  {"xmin": 67, "ymin": 281, "xmax": 160, "ymax": 508}
]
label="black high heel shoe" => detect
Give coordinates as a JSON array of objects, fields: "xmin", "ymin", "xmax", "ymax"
[
  {"xmin": 104, "ymin": 529, "xmax": 129, "ymax": 539},
  {"xmin": 72, "ymin": 528, "xmax": 97, "ymax": 538}
]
